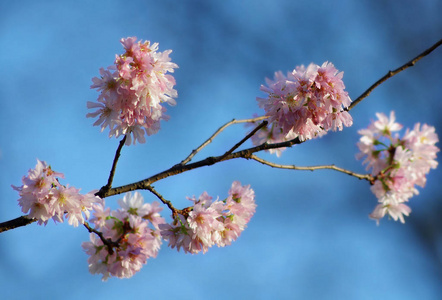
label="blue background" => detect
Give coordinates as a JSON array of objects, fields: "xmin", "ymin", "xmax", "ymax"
[{"xmin": 1, "ymin": 1, "xmax": 441, "ymax": 299}]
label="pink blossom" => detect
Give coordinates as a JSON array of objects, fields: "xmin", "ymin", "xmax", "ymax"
[
  {"xmin": 187, "ymin": 202, "xmax": 224, "ymax": 247},
  {"xmin": 118, "ymin": 192, "xmax": 149, "ymax": 216},
  {"xmin": 86, "ymin": 99, "xmax": 120, "ymax": 134},
  {"xmin": 57, "ymin": 186, "xmax": 97, "ymax": 227},
  {"xmin": 89, "ymin": 198, "xmax": 111, "ymax": 228},
  {"xmin": 373, "ymin": 111, "xmax": 403, "ymax": 136},
  {"xmin": 369, "ymin": 203, "xmax": 411, "ymax": 225},
  {"xmin": 158, "ymin": 215, "xmax": 198, "ymax": 254},
  {"xmin": 404, "ymin": 123, "xmax": 439, "ymax": 173},
  {"xmin": 12, "ymin": 159, "xmax": 98, "ymax": 226},
  {"xmin": 142, "ymin": 201, "xmax": 165, "ymax": 230},
  {"xmin": 357, "ymin": 111, "xmax": 439, "ymax": 224},
  {"xmin": 257, "ymin": 62, "xmax": 352, "ymax": 142},
  {"xmin": 160, "ymin": 181, "xmax": 256, "ymax": 254},
  {"xmin": 226, "ymin": 181, "xmax": 256, "ymax": 226},
  {"xmin": 88, "ymin": 37, "xmax": 178, "ymax": 145},
  {"xmin": 83, "ymin": 193, "xmax": 164, "ymax": 280}
]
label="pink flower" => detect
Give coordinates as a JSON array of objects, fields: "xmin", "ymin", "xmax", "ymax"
[
  {"xmin": 404, "ymin": 123, "xmax": 439, "ymax": 172},
  {"xmin": 118, "ymin": 192, "xmax": 149, "ymax": 216},
  {"xmin": 357, "ymin": 112, "xmax": 439, "ymax": 224},
  {"xmin": 83, "ymin": 193, "xmax": 163, "ymax": 280},
  {"xmin": 159, "ymin": 215, "xmax": 199, "ymax": 254},
  {"xmin": 88, "ymin": 37, "xmax": 178, "ymax": 145},
  {"xmin": 142, "ymin": 201, "xmax": 166, "ymax": 230},
  {"xmin": 226, "ymin": 181, "xmax": 256, "ymax": 225},
  {"xmin": 86, "ymin": 99, "xmax": 120, "ymax": 134},
  {"xmin": 373, "ymin": 111, "xmax": 403, "ymax": 136},
  {"xmin": 54, "ymin": 186, "xmax": 97, "ymax": 227},
  {"xmin": 369, "ymin": 203, "xmax": 411, "ymax": 225},
  {"xmin": 12, "ymin": 159, "xmax": 98, "ymax": 226},
  {"xmin": 188, "ymin": 202, "xmax": 224, "ymax": 247},
  {"xmin": 89, "ymin": 198, "xmax": 111, "ymax": 228},
  {"xmin": 160, "ymin": 181, "xmax": 256, "ymax": 254},
  {"xmin": 257, "ymin": 62, "xmax": 352, "ymax": 142}
]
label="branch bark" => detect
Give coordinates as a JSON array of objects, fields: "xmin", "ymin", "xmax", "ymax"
[
  {"xmin": 98, "ymin": 135, "xmax": 127, "ymax": 196},
  {"xmin": 0, "ymin": 216, "xmax": 37, "ymax": 233},
  {"xmin": 98, "ymin": 135, "xmax": 304, "ymax": 198}
]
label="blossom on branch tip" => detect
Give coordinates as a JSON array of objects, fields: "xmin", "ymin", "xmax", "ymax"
[
  {"xmin": 356, "ymin": 111, "xmax": 439, "ymax": 224},
  {"xmin": 160, "ymin": 181, "xmax": 256, "ymax": 254},
  {"xmin": 256, "ymin": 62, "xmax": 352, "ymax": 144},
  {"xmin": 11, "ymin": 159, "xmax": 99, "ymax": 226},
  {"xmin": 87, "ymin": 37, "xmax": 178, "ymax": 145}
]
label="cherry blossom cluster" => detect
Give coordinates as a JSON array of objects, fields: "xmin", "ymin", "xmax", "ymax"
[
  {"xmin": 87, "ymin": 37, "xmax": 178, "ymax": 145},
  {"xmin": 356, "ymin": 111, "xmax": 439, "ymax": 224},
  {"xmin": 160, "ymin": 181, "xmax": 256, "ymax": 254},
  {"xmin": 82, "ymin": 192, "xmax": 164, "ymax": 281},
  {"xmin": 256, "ymin": 62, "xmax": 352, "ymax": 143},
  {"xmin": 12, "ymin": 159, "xmax": 97, "ymax": 226}
]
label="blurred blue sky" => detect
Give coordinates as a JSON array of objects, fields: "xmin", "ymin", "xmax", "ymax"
[{"xmin": 1, "ymin": 1, "xmax": 441, "ymax": 299}]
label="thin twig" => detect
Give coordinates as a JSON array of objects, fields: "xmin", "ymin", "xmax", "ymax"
[
  {"xmin": 249, "ymin": 154, "xmax": 373, "ymax": 181},
  {"xmin": 106, "ymin": 135, "xmax": 127, "ymax": 187},
  {"xmin": 178, "ymin": 116, "xmax": 268, "ymax": 165},
  {"xmin": 348, "ymin": 38, "xmax": 442, "ymax": 111},
  {"xmin": 219, "ymin": 120, "xmax": 268, "ymax": 161},
  {"xmin": 145, "ymin": 185, "xmax": 179, "ymax": 215},
  {"xmin": 97, "ymin": 135, "xmax": 127, "ymax": 198}
]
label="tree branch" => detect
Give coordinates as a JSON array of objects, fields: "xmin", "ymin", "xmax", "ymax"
[
  {"xmin": 348, "ymin": 38, "xmax": 442, "ymax": 111},
  {"xmin": 249, "ymin": 154, "xmax": 374, "ymax": 181},
  {"xmin": 101, "ymin": 136, "xmax": 304, "ymax": 198},
  {"xmin": 145, "ymin": 185, "xmax": 179, "ymax": 216},
  {"xmin": 97, "ymin": 135, "xmax": 127, "ymax": 197},
  {"xmin": 0, "ymin": 216, "xmax": 37, "ymax": 233}
]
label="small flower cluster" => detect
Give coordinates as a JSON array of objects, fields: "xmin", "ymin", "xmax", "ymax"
[
  {"xmin": 160, "ymin": 181, "xmax": 256, "ymax": 254},
  {"xmin": 357, "ymin": 111, "xmax": 439, "ymax": 224},
  {"xmin": 82, "ymin": 192, "xmax": 164, "ymax": 281},
  {"xmin": 87, "ymin": 37, "xmax": 178, "ymax": 145},
  {"xmin": 257, "ymin": 62, "xmax": 352, "ymax": 142},
  {"xmin": 12, "ymin": 159, "xmax": 97, "ymax": 226}
]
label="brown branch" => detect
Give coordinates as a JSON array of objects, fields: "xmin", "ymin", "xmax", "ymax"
[
  {"xmin": 100, "ymin": 136, "xmax": 304, "ymax": 198},
  {"xmin": 0, "ymin": 216, "xmax": 37, "ymax": 233},
  {"xmin": 249, "ymin": 154, "xmax": 373, "ymax": 181},
  {"xmin": 348, "ymin": 38, "xmax": 442, "ymax": 111},
  {"xmin": 145, "ymin": 185, "xmax": 179, "ymax": 216},
  {"xmin": 97, "ymin": 135, "xmax": 127, "ymax": 198},
  {"xmin": 178, "ymin": 116, "xmax": 268, "ymax": 165},
  {"xmin": 0, "ymin": 123, "xmax": 295, "ymax": 233}
]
